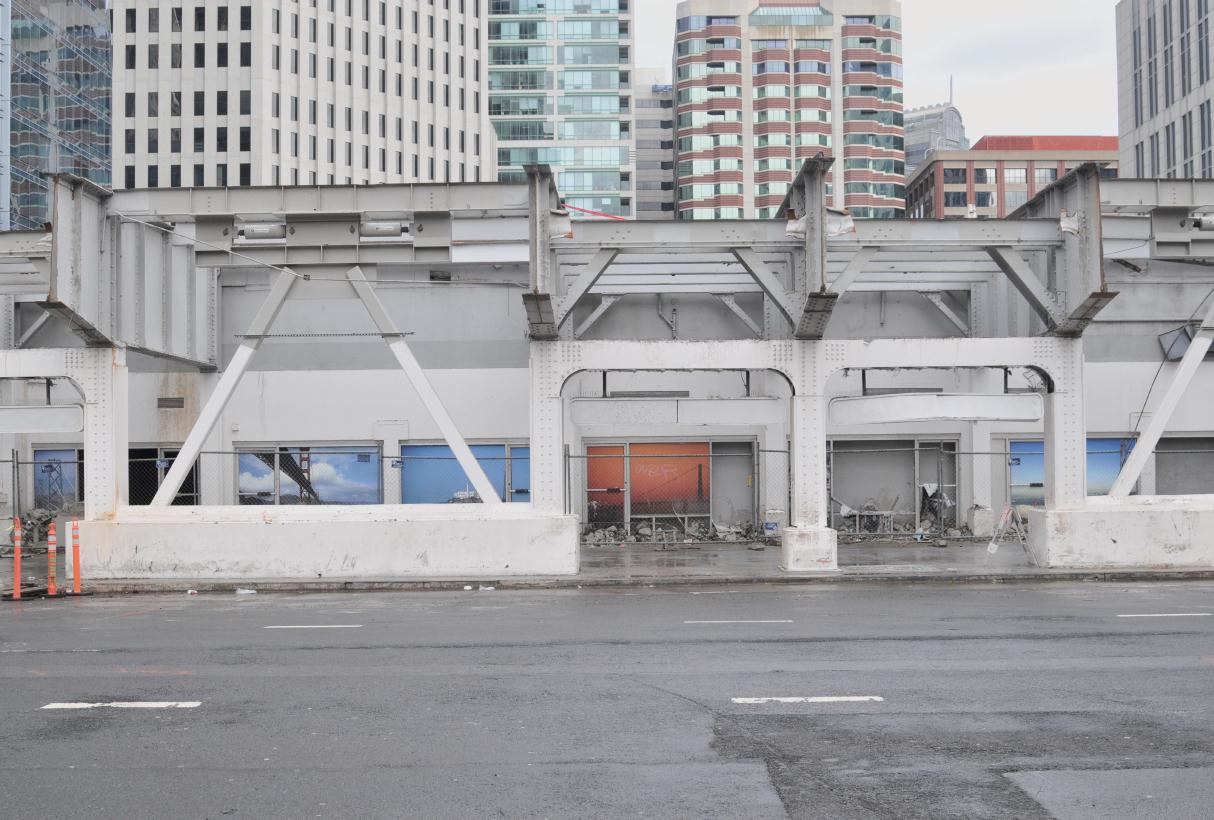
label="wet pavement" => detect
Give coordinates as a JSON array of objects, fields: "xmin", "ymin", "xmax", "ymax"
[
  {"xmin": 579, "ymin": 537, "xmax": 1035, "ymax": 582},
  {"xmin": 3, "ymin": 582, "xmax": 1214, "ymax": 818}
]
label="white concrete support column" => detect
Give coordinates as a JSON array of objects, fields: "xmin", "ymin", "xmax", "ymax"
[
  {"xmin": 784, "ymin": 387, "xmax": 837, "ymax": 571},
  {"xmin": 963, "ymin": 422, "xmax": 996, "ymax": 537},
  {"xmin": 529, "ymin": 344, "xmax": 568, "ymax": 515},
  {"xmin": 759, "ymin": 423, "xmax": 791, "ymax": 532},
  {"xmin": 1044, "ymin": 339, "xmax": 1087, "ymax": 509},
  {"xmin": 69, "ymin": 347, "xmax": 129, "ymax": 521}
]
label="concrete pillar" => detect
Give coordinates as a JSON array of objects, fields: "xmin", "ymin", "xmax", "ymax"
[
  {"xmin": 1044, "ymin": 339, "xmax": 1087, "ymax": 509},
  {"xmin": 759, "ymin": 422, "xmax": 790, "ymax": 531},
  {"xmin": 529, "ymin": 344, "xmax": 566, "ymax": 514},
  {"xmin": 75, "ymin": 348, "xmax": 129, "ymax": 521},
  {"xmin": 783, "ymin": 390, "xmax": 837, "ymax": 571},
  {"xmin": 963, "ymin": 422, "xmax": 996, "ymax": 537}
]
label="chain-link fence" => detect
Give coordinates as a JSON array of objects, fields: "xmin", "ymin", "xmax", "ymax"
[
  {"xmin": 4, "ymin": 454, "xmax": 85, "ymax": 549},
  {"xmin": 126, "ymin": 448, "xmax": 532, "ymax": 506},
  {"xmin": 8, "ymin": 441, "xmax": 1214, "ymax": 541},
  {"xmin": 570, "ymin": 446, "xmax": 790, "ymax": 545},
  {"xmin": 828, "ymin": 441, "xmax": 960, "ymax": 537}
]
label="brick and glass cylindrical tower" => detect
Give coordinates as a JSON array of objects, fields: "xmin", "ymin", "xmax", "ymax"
[{"xmin": 674, "ymin": 0, "xmax": 904, "ymax": 219}]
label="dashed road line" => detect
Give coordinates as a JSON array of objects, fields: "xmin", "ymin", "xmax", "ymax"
[
  {"xmin": 684, "ymin": 620, "xmax": 793, "ymax": 624},
  {"xmin": 1116, "ymin": 613, "xmax": 1212, "ymax": 618},
  {"xmin": 732, "ymin": 696, "xmax": 884, "ymax": 705},
  {"xmin": 41, "ymin": 701, "xmax": 201, "ymax": 710},
  {"xmin": 263, "ymin": 625, "xmax": 364, "ymax": 629}
]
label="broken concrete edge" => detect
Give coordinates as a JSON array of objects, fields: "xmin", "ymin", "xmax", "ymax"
[{"xmin": 52, "ymin": 567, "xmax": 1214, "ymax": 597}]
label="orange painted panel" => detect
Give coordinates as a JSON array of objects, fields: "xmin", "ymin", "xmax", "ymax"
[
  {"xmin": 629, "ymin": 442, "xmax": 711, "ymax": 514},
  {"xmin": 587, "ymin": 446, "xmax": 625, "ymax": 523}
]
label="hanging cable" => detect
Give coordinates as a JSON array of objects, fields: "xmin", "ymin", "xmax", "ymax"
[
  {"xmin": 114, "ymin": 212, "xmax": 309, "ymax": 279},
  {"xmin": 1131, "ymin": 284, "xmax": 1214, "ymax": 434}
]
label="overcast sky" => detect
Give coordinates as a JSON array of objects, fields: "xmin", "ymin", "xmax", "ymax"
[{"xmin": 634, "ymin": 0, "xmax": 1120, "ymax": 141}]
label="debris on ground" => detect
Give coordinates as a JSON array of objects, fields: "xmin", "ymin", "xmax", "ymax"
[
  {"xmin": 186, "ymin": 589, "xmax": 199, "ymax": 596},
  {"xmin": 479, "ymin": 585, "xmax": 496, "ymax": 591},
  {"xmin": 235, "ymin": 588, "xmax": 257, "ymax": 595}
]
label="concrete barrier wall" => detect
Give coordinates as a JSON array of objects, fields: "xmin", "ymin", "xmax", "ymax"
[
  {"xmin": 1028, "ymin": 495, "xmax": 1214, "ymax": 568},
  {"xmin": 81, "ymin": 505, "xmax": 579, "ymax": 579}
]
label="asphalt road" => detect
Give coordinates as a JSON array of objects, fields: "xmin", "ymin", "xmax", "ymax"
[{"xmin": 2, "ymin": 581, "xmax": 1214, "ymax": 819}]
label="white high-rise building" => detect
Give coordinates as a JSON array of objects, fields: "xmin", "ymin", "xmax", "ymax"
[
  {"xmin": 111, "ymin": 0, "xmax": 494, "ymax": 189},
  {"xmin": 633, "ymin": 69, "xmax": 676, "ymax": 219},
  {"xmin": 1116, "ymin": 0, "xmax": 1214, "ymax": 178}
]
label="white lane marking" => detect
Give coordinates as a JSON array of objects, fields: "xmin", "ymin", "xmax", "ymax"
[
  {"xmin": 732, "ymin": 696, "xmax": 884, "ymax": 705},
  {"xmin": 689, "ymin": 591, "xmax": 739, "ymax": 595},
  {"xmin": 1116, "ymin": 613, "xmax": 1212, "ymax": 618},
  {"xmin": 0, "ymin": 649, "xmax": 101, "ymax": 654},
  {"xmin": 684, "ymin": 620, "xmax": 793, "ymax": 624},
  {"xmin": 41, "ymin": 701, "xmax": 201, "ymax": 710},
  {"xmin": 262, "ymin": 624, "xmax": 364, "ymax": 629}
]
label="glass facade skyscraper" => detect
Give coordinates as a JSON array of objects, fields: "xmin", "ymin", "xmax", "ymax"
[
  {"xmin": 2, "ymin": 0, "xmax": 110, "ymax": 230},
  {"xmin": 488, "ymin": 0, "xmax": 636, "ymax": 218}
]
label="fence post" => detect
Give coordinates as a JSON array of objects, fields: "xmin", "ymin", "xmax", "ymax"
[
  {"xmin": 71, "ymin": 520, "xmax": 81, "ymax": 595},
  {"xmin": 10, "ymin": 516, "xmax": 20, "ymax": 600},
  {"xmin": 46, "ymin": 522, "xmax": 57, "ymax": 596}
]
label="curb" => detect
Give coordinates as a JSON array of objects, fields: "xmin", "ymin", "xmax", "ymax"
[{"xmin": 63, "ymin": 568, "xmax": 1214, "ymax": 596}]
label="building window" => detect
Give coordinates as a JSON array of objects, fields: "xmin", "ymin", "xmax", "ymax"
[
  {"xmin": 1034, "ymin": 167, "xmax": 1057, "ymax": 185},
  {"xmin": 942, "ymin": 167, "xmax": 966, "ymax": 184},
  {"xmin": 33, "ymin": 449, "xmax": 84, "ymax": 514},
  {"xmin": 943, "ymin": 191, "xmax": 967, "ymax": 208},
  {"xmin": 238, "ymin": 446, "xmax": 383, "ymax": 505},
  {"xmin": 129, "ymin": 449, "xmax": 197, "ymax": 507},
  {"xmin": 1004, "ymin": 167, "xmax": 1027, "ymax": 185},
  {"xmin": 399, "ymin": 444, "xmax": 529, "ymax": 503}
]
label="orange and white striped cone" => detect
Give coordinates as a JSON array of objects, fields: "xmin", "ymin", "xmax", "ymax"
[
  {"xmin": 71, "ymin": 520, "xmax": 81, "ymax": 596},
  {"xmin": 46, "ymin": 522, "xmax": 57, "ymax": 597},
  {"xmin": 10, "ymin": 517, "xmax": 21, "ymax": 600}
]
